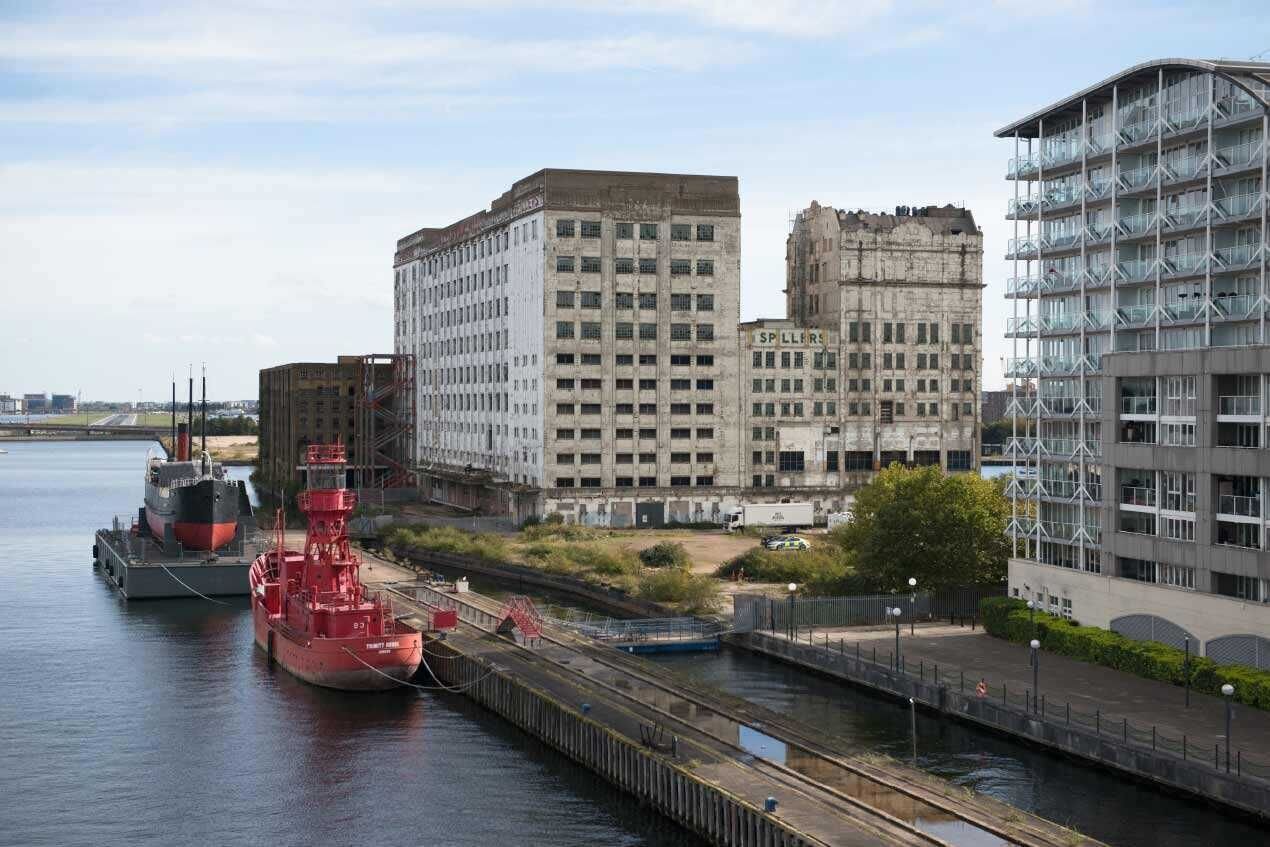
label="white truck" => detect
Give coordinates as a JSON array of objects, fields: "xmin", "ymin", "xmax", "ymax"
[{"xmin": 723, "ymin": 502, "xmax": 814, "ymax": 532}]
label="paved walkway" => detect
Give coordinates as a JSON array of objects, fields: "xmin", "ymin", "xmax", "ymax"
[{"xmin": 777, "ymin": 623, "xmax": 1270, "ymax": 764}]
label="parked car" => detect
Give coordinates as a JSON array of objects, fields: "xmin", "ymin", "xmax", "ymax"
[{"xmin": 763, "ymin": 535, "xmax": 810, "ymax": 551}]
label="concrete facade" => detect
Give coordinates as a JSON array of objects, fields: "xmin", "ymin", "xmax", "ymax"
[
  {"xmin": 780, "ymin": 202, "xmax": 983, "ymax": 479},
  {"xmin": 394, "ymin": 169, "xmax": 742, "ymax": 525},
  {"xmin": 999, "ymin": 59, "xmax": 1270, "ymax": 660}
]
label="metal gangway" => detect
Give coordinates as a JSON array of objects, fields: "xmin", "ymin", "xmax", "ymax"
[{"xmin": 542, "ymin": 607, "xmax": 724, "ymax": 653}]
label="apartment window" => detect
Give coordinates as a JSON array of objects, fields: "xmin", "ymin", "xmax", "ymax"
[
  {"xmin": 615, "ymin": 257, "xmax": 634, "ymax": 274},
  {"xmin": 616, "ymin": 403, "xmax": 634, "ymax": 414},
  {"xmin": 639, "ymin": 292, "xmax": 657, "ymax": 309},
  {"xmin": 556, "ymin": 291, "xmax": 575, "ymax": 308},
  {"xmin": 667, "ymin": 259, "xmax": 692, "ymax": 277},
  {"xmin": 696, "ymin": 427, "xmax": 714, "ymax": 438},
  {"xmin": 697, "ymin": 354, "xmax": 714, "ymax": 366},
  {"xmin": 962, "ymin": 323, "xmax": 973, "ymax": 343},
  {"xmin": 671, "ymin": 293, "xmax": 692, "ymax": 310},
  {"xmin": 638, "ymin": 476, "xmax": 657, "ymax": 487},
  {"xmin": 895, "ymin": 323, "xmax": 906, "ymax": 343},
  {"xmin": 929, "ymin": 354, "xmax": 938, "ymax": 369},
  {"xmin": 581, "ymin": 256, "xmax": 601, "ymax": 273},
  {"xmin": 917, "ymin": 353, "xmax": 927, "ymax": 369},
  {"xmin": 671, "ymin": 402, "xmax": 690, "ymax": 414},
  {"xmin": 1162, "ymin": 517, "xmax": 1196, "ymax": 542},
  {"xmin": 884, "ymin": 353, "xmax": 893, "ymax": 370},
  {"xmin": 615, "ymin": 378, "xmax": 633, "ymax": 390},
  {"xmin": 671, "ymin": 324, "xmax": 691, "ymax": 340},
  {"xmin": 671, "ymin": 223, "xmax": 691, "ymax": 241},
  {"xmin": 639, "ymin": 403, "xmax": 657, "ymax": 414},
  {"xmin": 1162, "ymin": 422, "xmax": 1196, "ymax": 446},
  {"xmin": 616, "ymin": 354, "xmax": 633, "ymax": 366},
  {"xmin": 556, "ymin": 321, "xmax": 574, "ymax": 339},
  {"xmin": 556, "ymin": 477, "xmax": 575, "ymax": 488},
  {"xmin": 696, "ymin": 476, "xmax": 714, "ymax": 486},
  {"xmin": 697, "ymin": 324, "xmax": 714, "ymax": 341},
  {"xmin": 615, "ymin": 292, "xmax": 633, "ymax": 309},
  {"xmin": 615, "ymin": 428, "xmax": 634, "ymax": 439},
  {"xmin": 1159, "ymin": 563, "xmax": 1195, "ymax": 588},
  {"xmin": 765, "ymin": 352, "xmax": 775, "ymax": 368},
  {"xmin": 884, "ymin": 322, "xmax": 893, "ymax": 343},
  {"xmin": 951, "ymin": 323, "xmax": 961, "ymax": 343},
  {"xmin": 556, "ymin": 428, "xmax": 574, "ymax": 439},
  {"xmin": 615, "ymin": 322, "xmax": 633, "ymax": 340},
  {"xmin": 848, "ymin": 353, "xmax": 859, "ymax": 369},
  {"xmin": 671, "ymin": 378, "xmax": 691, "ymax": 390},
  {"xmin": 580, "ymin": 378, "xmax": 601, "ymax": 390},
  {"xmin": 696, "ymin": 452, "xmax": 714, "ymax": 463},
  {"xmin": 671, "ymin": 428, "xmax": 691, "ymax": 439},
  {"xmin": 880, "ymin": 401, "xmax": 894, "ymax": 423},
  {"xmin": 917, "ymin": 323, "xmax": 927, "ymax": 343},
  {"xmin": 671, "ymin": 452, "xmax": 690, "ymax": 463},
  {"xmin": 697, "ymin": 378, "xmax": 714, "ymax": 390},
  {"xmin": 639, "ymin": 258, "xmax": 657, "ymax": 274},
  {"xmin": 580, "ymin": 453, "xmax": 601, "ymax": 465},
  {"xmin": 696, "ymin": 259, "xmax": 714, "ymax": 275},
  {"xmin": 640, "ymin": 223, "xmax": 658, "ymax": 240},
  {"xmin": 556, "ymin": 255, "xmax": 575, "ymax": 272},
  {"xmin": 930, "ymin": 322, "xmax": 939, "ymax": 343},
  {"xmin": 896, "ymin": 354, "xmax": 905, "ymax": 369},
  {"xmin": 640, "ymin": 354, "xmax": 657, "ymax": 365},
  {"xmin": 580, "ymin": 220, "xmax": 601, "ymax": 238},
  {"xmin": 951, "ymin": 353, "xmax": 961, "ymax": 370},
  {"xmin": 670, "ymin": 476, "xmax": 691, "ymax": 487},
  {"xmin": 581, "ymin": 322, "xmax": 601, "ymax": 340},
  {"xmin": 640, "ymin": 323, "xmax": 657, "ymax": 340},
  {"xmin": 616, "ymin": 222, "xmax": 633, "ymax": 239},
  {"xmin": 556, "ymin": 353, "xmax": 575, "ymax": 364},
  {"xmin": 580, "ymin": 428, "xmax": 600, "ymax": 439},
  {"xmin": 616, "ymin": 453, "xmax": 633, "ymax": 465},
  {"xmin": 556, "ymin": 378, "xmax": 575, "ymax": 390},
  {"xmin": 557, "ymin": 453, "xmax": 575, "ymax": 464},
  {"xmin": 794, "ymin": 352, "xmax": 803, "ymax": 368},
  {"xmin": 849, "ymin": 322, "xmax": 859, "ymax": 342},
  {"xmin": 556, "ymin": 219, "xmax": 575, "ymax": 237},
  {"xmin": 697, "ymin": 224, "xmax": 715, "ymax": 241}
]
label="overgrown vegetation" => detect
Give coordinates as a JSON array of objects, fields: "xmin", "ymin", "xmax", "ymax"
[
  {"xmin": 386, "ymin": 525, "xmax": 510, "ymax": 561},
  {"xmin": 981, "ymin": 597, "xmax": 1270, "ymax": 711},
  {"xmin": 715, "ymin": 547, "xmax": 855, "ymax": 594},
  {"xmin": 637, "ymin": 568, "xmax": 719, "ymax": 614},
  {"xmin": 639, "ymin": 542, "xmax": 690, "ymax": 568}
]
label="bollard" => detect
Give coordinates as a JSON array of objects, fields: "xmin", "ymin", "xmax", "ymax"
[
  {"xmin": 840, "ymin": 638, "xmax": 845, "ymax": 654},
  {"xmin": 873, "ymin": 645, "xmax": 877, "ymax": 665},
  {"xmin": 764, "ymin": 797, "xmax": 778, "ymax": 813}
]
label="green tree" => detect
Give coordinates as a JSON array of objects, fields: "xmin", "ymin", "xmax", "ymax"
[{"xmin": 830, "ymin": 464, "xmax": 1010, "ymax": 591}]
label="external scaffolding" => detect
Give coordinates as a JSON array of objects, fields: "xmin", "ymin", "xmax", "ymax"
[{"xmin": 354, "ymin": 353, "xmax": 417, "ymax": 491}]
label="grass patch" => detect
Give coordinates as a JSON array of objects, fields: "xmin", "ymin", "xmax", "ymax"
[
  {"xmin": 386, "ymin": 525, "xmax": 510, "ymax": 562},
  {"xmin": 637, "ymin": 568, "xmax": 719, "ymax": 614},
  {"xmin": 715, "ymin": 547, "xmax": 851, "ymax": 592}
]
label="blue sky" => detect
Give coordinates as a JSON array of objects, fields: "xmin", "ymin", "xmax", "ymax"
[{"xmin": 2, "ymin": 0, "xmax": 1268, "ymax": 400}]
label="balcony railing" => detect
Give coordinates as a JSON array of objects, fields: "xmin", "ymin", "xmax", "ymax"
[
  {"xmin": 1218, "ymin": 494, "xmax": 1261, "ymax": 518},
  {"xmin": 1005, "ymin": 315, "xmax": 1038, "ymax": 336},
  {"xmin": 1218, "ymin": 395, "xmax": 1261, "ymax": 416},
  {"xmin": 1216, "ymin": 192, "xmax": 1263, "ymax": 219},
  {"xmin": 1117, "ymin": 212, "xmax": 1156, "ymax": 236},
  {"xmin": 1118, "ymin": 165, "xmax": 1156, "ymax": 189},
  {"xmin": 1044, "ymin": 230, "xmax": 1082, "ymax": 250},
  {"xmin": 1162, "ymin": 253, "xmax": 1206, "ymax": 276},
  {"xmin": 1119, "ymin": 304, "xmax": 1156, "ymax": 325},
  {"xmin": 1008, "ymin": 196, "xmax": 1040, "ymax": 218},
  {"xmin": 1043, "ymin": 479, "xmax": 1079, "ymax": 498},
  {"xmin": 1214, "ymin": 140, "xmax": 1262, "ymax": 169},
  {"xmin": 1005, "ymin": 275, "xmax": 1040, "ymax": 297},
  {"xmin": 1214, "ymin": 93, "xmax": 1257, "ymax": 120},
  {"xmin": 1040, "ymin": 270, "xmax": 1080, "ymax": 293},
  {"xmin": 1008, "ymin": 155, "xmax": 1041, "ymax": 179},
  {"xmin": 1161, "ymin": 102, "xmax": 1205, "ymax": 131},
  {"xmin": 1044, "ymin": 141, "xmax": 1083, "ymax": 168},
  {"xmin": 1117, "ymin": 258, "xmax": 1156, "ymax": 283},
  {"xmin": 1119, "ymin": 117, "xmax": 1157, "ymax": 145},
  {"xmin": 1161, "ymin": 155, "xmax": 1205, "ymax": 181},
  {"xmin": 1121, "ymin": 485, "xmax": 1157, "ymax": 507},
  {"xmin": 1044, "ymin": 184, "xmax": 1083, "ymax": 208},
  {"xmin": 1007, "ymin": 236, "xmax": 1040, "ymax": 258},
  {"xmin": 1214, "ymin": 243, "xmax": 1260, "ymax": 267},
  {"xmin": 1005, "ymin": 357, "xmax": 1039, "ymax": 378},
  {"xmin": 1161, "ymin": 203, "xmax": 1207, "ymax": 229},
  {"xmin": 1086, "ymin": 175, "xmax": 1113, "ymax": 200},
  {"xmin": 1163, "ymin": 299, "xmax": 1205, "ymax": 321},
  {"xmin": 1121, "ymin": 396, "xmax": 1157, "ymax": 415},
  {"xmin": 1213, "ymin": 294, "xmax": 1259, "ymax": 319}
]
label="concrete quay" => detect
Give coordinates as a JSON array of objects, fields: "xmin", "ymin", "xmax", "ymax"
[
  {"xmin": 732, "ymin": 628, "xmax": 1270, "ymax": 821},
  {"xmin": 363, "ymin": 569, "xmax": 1101, "ymax": 847}
]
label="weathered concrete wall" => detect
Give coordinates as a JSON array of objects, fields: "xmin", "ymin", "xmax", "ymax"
[
  {"xmin": 733, "ymin": 631, "xmax": 1270, "ymax": 820},
  {"xmin": 427, "ymin": 638, "xmax": 820, "ymax": 847}
]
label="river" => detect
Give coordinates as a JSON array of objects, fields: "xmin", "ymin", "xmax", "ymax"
[{"xmin": 0, "ymin": 441, "xmax": 703, "ymax": 847}]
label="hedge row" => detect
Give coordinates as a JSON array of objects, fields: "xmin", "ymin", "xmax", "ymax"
[{"xmin": 979, "ymin": 597, "xmax": 1270, "ymax": 711}]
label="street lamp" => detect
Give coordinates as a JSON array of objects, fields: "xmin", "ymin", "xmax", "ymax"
[
  {"xmin": 908, "ymin": 577, "xmax": 917, "ymax": 635},
  {"xmin": 1222, "ymin": 683, "xmax": 1235, "ymax": 772},
  {"xmin": 1026, "ymin": 599, "xmax": 1036, "ymax": 637},
  {"xmin": 1029, "ymin": 639, "xmax": 1040, "ymax": 714},
  {"xmin": 886, "ymin": 606, "xmax": 903, "ymax": 671},
  {"xmin": 787, "ymin": 582, "xmax": 798, "ymax": 640}
]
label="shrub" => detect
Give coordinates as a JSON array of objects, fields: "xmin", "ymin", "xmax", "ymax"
[
  {"xmin": 637, "ymin": 568, "xmax": 719, "ymax": 614},
  {"xmin": 639, "ymin": 542, "xmax": 690, "ymax": 569},
  {"xmin": 715, "ymin": 547, "xmax": 849, "ymax": 589},
  {"xmin": 385, "ymin": 525, "xmax": 509, "ymax": 562},
  {"xmin": 521, "ymin": 522, "xmax": 604, "ymax": 543},
  {"xmin": 979, "ymin": 597, "xmax": 1270, "ymax": 711},
  {"xmin": 520, "ymin": 539, "xmax": 640, "ymax": 578}
]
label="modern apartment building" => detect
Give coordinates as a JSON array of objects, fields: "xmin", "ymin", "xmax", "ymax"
[
  {"xmin": 393, "ymin": 169, "xmax": 742, "ymax": 526},
  {"xmin": 783, "ymin": 202, "xmax": 983, "ymax": 477},
  {"xmin": 999, "ymin": 59, "xmax": 1270, "ymax": 663}
]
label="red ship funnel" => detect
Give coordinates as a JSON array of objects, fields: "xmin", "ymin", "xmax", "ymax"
[{"xmin": 176, "ymin": 422, "xmax": 190, "ymax": 461}]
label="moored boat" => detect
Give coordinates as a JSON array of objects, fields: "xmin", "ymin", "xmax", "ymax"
[{"xmin": 249, "ymin": 443, "xmax": 456, "ymax": 690}]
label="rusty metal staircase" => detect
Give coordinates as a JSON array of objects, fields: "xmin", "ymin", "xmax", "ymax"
[{"xmin": 496, "ymin": 595, "xmax": 543, "ymax": 645}]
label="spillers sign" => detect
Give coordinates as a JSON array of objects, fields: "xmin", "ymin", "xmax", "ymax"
[{"xmin": 752, "ymin": 329, "xmax": 828, "ymax": 346}]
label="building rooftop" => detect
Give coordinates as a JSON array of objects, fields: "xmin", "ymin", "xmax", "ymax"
[
  {"xmin": 995, "ymin": 57, "xmax": 1270, "ymax": 138},
  {"xmin": 834, "ymin": 204, "xmax": 978, "ymax": 237}
]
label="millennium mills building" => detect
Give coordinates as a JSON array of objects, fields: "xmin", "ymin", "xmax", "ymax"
[
  {"xmin": 1000, "ymin": 59, "xmax": 1270, "ymax": 661},
  {"xmin": 393, "ymin": 169, "xmax": 982, "ymax": 525}
]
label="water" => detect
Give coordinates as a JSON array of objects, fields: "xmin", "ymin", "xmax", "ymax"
[
  {"xmin": 0, "ymin": 441, "xmax": 703, "ymax": 847},
  {"xmin": 651, "ymin": 648, "xmax": 1266, "ymax": 847}
]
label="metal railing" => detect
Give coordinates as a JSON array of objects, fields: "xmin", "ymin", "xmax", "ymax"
[
  {"xmin": 1217, "ymin": 494, "xmax": 1261, "ymax": 518},
  {"xmin": 1216, "ymin": 192, "xmax": 1262, "ymax": 218},
  {"xmin": 734, "ymin": 586, "xmax": 1003, "ymax": 633},
  {"xmin": 1121, "ymin": 396, "xmax": 1157, "ymax": 415},
  {"xmin": 1121, "ymin": 485, "xmax": 1157, "ymax": 507},
  {"xmin": 1218, "ymin": 395, "xmax": 1260, "ymax": 416}
]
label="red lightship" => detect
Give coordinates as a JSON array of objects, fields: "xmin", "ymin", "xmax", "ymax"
[{"xmin": 249, "ymin": 443, "xmax": 455, "ymax": 690}]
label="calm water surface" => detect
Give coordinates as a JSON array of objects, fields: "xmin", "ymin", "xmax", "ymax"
[{"xmin": 0, "ymin": 441, "xmax": 701, "ymax": 847}]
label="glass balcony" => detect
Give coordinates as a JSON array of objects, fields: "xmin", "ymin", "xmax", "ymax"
[
  {"xmin": 1005, "ymin": 315, "xmax": 1038, "ymax": 336},
  {"xmin": 1008, "ymin": 196, "xmax": 1040, "ymax": 218},
  {"xmin": 1218, "ymin": 494, "xmax": 1261, "ymax": 518},
  {"xmin": 1039, "ymin": 270, "xmax": 1079, "ymax": 293},
  {"xmin": 1005, "ymin": 275, "xmax": 1040, "ymax": 297},
  {"xmin": 1044, "ymin": 184, "xmax": 1083, "ymax": 208},
  {"xmin": 1045, "ymin": 141, "xmax": 1083, "ymax": 169},
  {"xmin": 1008, "ymin": 155, "xmax": 1041, "ymax": 179},
  {"xmin": 1116, "ymin": 258, "xmax": 1156, "ymax": 282},
  {"xmin": 1213, "ymin": 294, "xmax": 1259, "ymax": 319},
  {"xmin": 1084, "ymin": 439, "xmax": 1103, "ymax": 457},
  {"xmin": 1118, "ymin": 166, "xmax": 1156, "ymax": 190},
  {"xmin": 1041, "ymin": 520, "xmax": 1079, "ymax": 541},
  {"xmin": 1040, "ymin": 355, "xmax": 1079, "ymax": 374},
  {"xmin": 1121, "ymin": 485, "xmax": 1157, "ymax": 507},
  {"xmin": 1121, "ymin": 396, "xmax": 1157, "ymax": 415},
  {"xmin": 1041, "ymin": 437, "xmax": 1078, "ymax": 457},
  {"xmin": 1043, "ymin": 479, "xmax": 1079, "ymax": 499},
  {"xmin": 1117, "ymin": 212, "xmax": 1155, "ymax": 236},
  {"xmin": 1161, "ymin": 155, "xmax": 1205, "ymax": 181},
  {"xmin": 1214, "ymin": 93, "xmax": 1257, "ymax": 120},
  {"xmin": 1118, "ymin": 304, "xmax": 1156, "ymax": 325},
  {"xmin": 1086, "ymin": 263, "xmax": 1114, "ymax": 288},
  {"xmin": 1216, "ymin": 193, "xmax": 1262, "ymax": 219},
  {"xmin": 1044, "ymin": 231, "xmax": 1081, "ymax": 251},
  {"xmin": 1162, "ymin": 253, "xmax": 1205, "ymax": 276},
  {"xmin": 1006, "ymin": 436, "xmax": 1040, "ymax": 455},
  {"xmin": 1007, "ymin": 236, "xmax": 1040, "ymax": 258},
  {"xmin": 1161, "ymin": 101, "xmax": 1205, "ymax": 131},
  {"xmin": 1218, "ymin": 395, "xmax": 1261, "ymax": 416},
  {"xmin": 1005, "ymin": 357, "xmax": 1039, "ymax": 378},
  {"xmin": 1041, "ymin": 396, "xmax": 1079, "ymax": 416},
  {"xmin": 1040, "ymin": 312, "xmax": 1080, "ymax": 332},
  {"xmin": 1086, "ymin": 175, "xmax": 1113, "ymax": 200},
  {"xmin": 1085, "ymin": 309, "xmax": 1115, "ymax": 329},
  {"xmin": 1161, "ymin": 204, "xmax": 1207, "ymax": 230},
  {"xmin": 1214, "ymin": 140, "xmax": 1261, "ymax": 170},
  {"xmin": 1163, "ymin": 300, "xmax": 1205, "ymax": 321},
  {"xmin": 1119, "ymin": 118, "xmax": 1157, "ymax": 145},
  {"xmin": 1087, "ymin": 133, "xmax": 1113, "ymax": 156},
  {"xmin": 1214, "ymin": 243, "xmax": 1260, "ymax": 267}
]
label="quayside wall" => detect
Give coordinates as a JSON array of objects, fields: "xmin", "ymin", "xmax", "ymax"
[
  {"xmin": 731, "ymin": 631, "xmax": 1270, "ymax": 821},
  {"xmin": 426, "ymin": 639, "xmax": 821, "ymax": 847}
]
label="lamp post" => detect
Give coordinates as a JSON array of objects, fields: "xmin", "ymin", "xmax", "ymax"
[
  {"xmin": 787, "ymin": 582, "xmax": 797, "ymax": 641},
  {"xmin": 1183, "ymin": 637, "xmax": 1191, "ymax": 708},
  {"xmin": 1029, "ymin": 638, "xmax": 1040, "ymax": 714},
  {"xmin": 1222, "ymin": 683, "xmax": 1235, "ymax": 772},
  {"xmin": 908, "ymin": 577, "xmax": 917, "ymax": 635},
  {"xmin": 1026, "ymin": 599, "xmax": 1036, "ymax": 637},
  {"xmin": 887, "ymin": 606, "xmax": 903, "ymax": 671}
]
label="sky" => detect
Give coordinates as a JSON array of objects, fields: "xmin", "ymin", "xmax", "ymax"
[{"xmin": 2, "ymin": 1, "xmax": 1268, "ymax": 401}]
